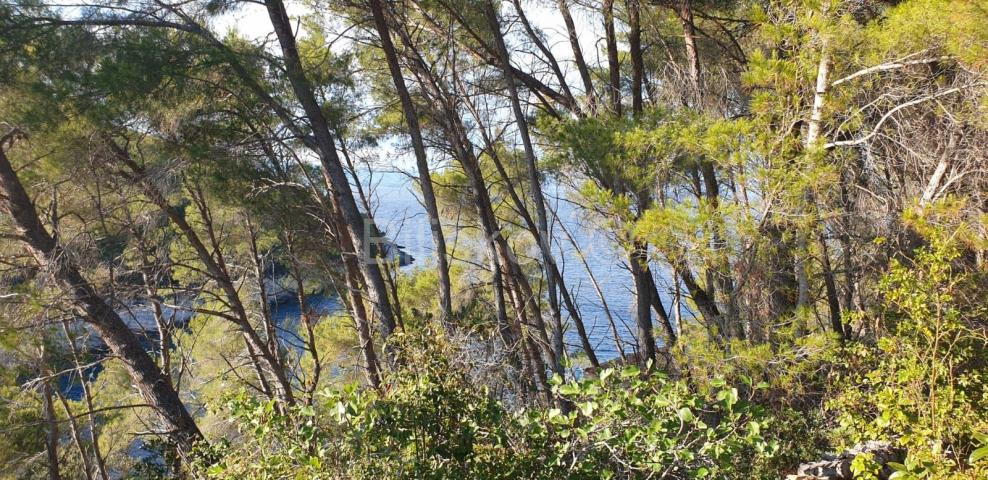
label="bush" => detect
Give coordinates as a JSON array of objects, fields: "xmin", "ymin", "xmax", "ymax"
[
  {"xmin": 199, "ymin": 329, "xmax": 775, "ymax": 479},
  {"xmin": 538, "ymin": 365, "xmax": 776, "ymax": 479},
  {"xmin": 826, "ymin": 223, "xmax": 988, "ymax": 479}
]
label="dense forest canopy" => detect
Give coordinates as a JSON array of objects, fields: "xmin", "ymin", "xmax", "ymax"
[{"xmin": 0, "ymin": 0, "xmax": 986, "ymax": 478}]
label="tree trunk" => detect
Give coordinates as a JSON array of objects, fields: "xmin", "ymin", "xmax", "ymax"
[
  {"xmin": 603, "ymin": 0, "xmax": 621, "ymax": 114},
  {"xmin": 819, "ymin": 233, "xmax": 845, "ymax": 339},
  {"xmin": 58, "ymin": 322, "xmax": 109, "ymax": 480},
  {"xmin": 389, "ymin": 12, "xmax": 554, "ymax": 397},
  {"xmin": 246, "ymin": 216, "xmax": 284, "ymax": 379},
  {"xmin": 56, "ymin": 389, "xmax": 95, "ymax": 480},
  {"xmin": 335, "ymin": 213, "xmax": 383, "ymax": 389},
  {"xmin": 485, "ymin": 1, "xmax": 565, "ymax": 376},
  {"xmin": 629, "ymin": 245, "xmax": 657, "ymax": 368},
  {"xmin": 675, "ymin": 262, "xmax": 724, "ymax": 338},
  {"xmin": 555, "ymin": 0, "xmax": 596, "ymax": 112},
  {"xmin": 509, "ymin": 0, "xmax": 580, "ymax": 114},
  {"xmin": 678, "ymin": 0, "xmax": 702, "ymax": 107},
  {"xmin": 801, "ymin": 47, "xmax": 846, "ymax": 340},
  {"xmin": 107, "ymin": 142, "xmax": 296, "ymax": 405},
  {"xmin": 264, "ymin": 0, "xmax": 397, "ymax": 338},
  {"xmin": 645, "ymin": 269, "xmax": 678, "ymax": 345},
  {"xmin": 0, "ymin": 141, "xmax": 204, "ymax": 459},
  {"xmin": 483, "ymin": 121, "xmax": 601, "ymax": 369},
  {"xmin": 368, "ymin": 0, "xmax": 453, "ymax": 321},
  {"xmin": 42, "ymin": 376, "xmax": 62, "ymax": 480},
  {"xmin": 627, "ymin": 0, "xmax": 644, "ymax": 114}
]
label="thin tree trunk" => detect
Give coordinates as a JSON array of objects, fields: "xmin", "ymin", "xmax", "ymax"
[
  {"xmin": 367, "ymin": 0, "xmax": 453, "ymax": 321},
  {"xmin": 487, "ymin": 144, "xmax": 600, "ymax": 369},
  {"xmin": 0, "ymin": 140, "xmax": 204, "ymax": 458},
  {"xmin": 264, "ymin": 0, "xmax": 397, "ymax": 338},
  {"xmin": 645, "ymin": 269, "xmax": 677, "ymax": 344},
  {"xmin": 42, "ymin": 376, "xmax": 62, "ymax": 480},
  {"xmin": 56, "ymin": 390, "xmax": 95, "ymax": 480},
  {"xmin": 678, "ymin": 0, "xmax": 702, "ymax": 107},
  {"xmin": 389, "ymin": 12, "xmax": 553, "ymax": 397},
  {"xmin": 603, "ymin": 0, "xmax": 621, "ymax": 114},
  {"xmin": 819, "ymin": 233, "xmax": 845, "ymax": 339},
  {"xmin": 801, "ymin": 47, "xmax": 845, "ymax": 340},
  {"xmin": 627, "ymin": 0, "xmax": 644, "ymax": 114},
  {"xmin": 629, "ymin": 244, "xmax": 657, "ymax": 368},
  {"xmin": 557, "ymin": 213, "xmax": 624, "ymax": 361},
  {"xmin": 338, "ymin": 139, "xmax": 406, "ymax": 333},
  {"xmin": 107, "ymin": 143, "xmax": 295, "ymax": 405},
  {"xmin": 327, "ymin": 199, "xmax": 383, "ymax": 389},
  {"xmin": 284, "ymin": 235, "xmax": 323, "ymax": 403},
  {"xmin": 456, "ymin": 74, "xmax": 600, "ymax": 369},
  {"xmin": 246, "ymin": 216, "xmax": 283, "ymax": 376},
  {"xmin": 485, "ymin": 1, "xmax": 565, "ymax": 376},
  {"xmin": 58, "ymin": 322, "xmax": 109, "ymax": 480},
  {"xmin": 555, "ymin": 0, "xmax": 597, "ymax": 111},
  {"xmin": 675, "ymin": 261, "xmax": 724, "ymax": 339},
  {"xmin": 190, "ymin": 183, "xmax": 296, "ymax": 404},
  {"xmin": 806, "ymin": 49, "xmax": 831, "ymax": 147},
  {"xmin": 509, "ymin": 0, "xmax": 581, "ymax": 115}
]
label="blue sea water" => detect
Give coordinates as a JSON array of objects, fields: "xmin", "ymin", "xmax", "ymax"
[
  {"xmin": 62, "ymin": 170, "xmax": 673, "ymax": 400},
  {"xmin": 363, "ymin": 170, "xmax": 675, "ymax": 361}
]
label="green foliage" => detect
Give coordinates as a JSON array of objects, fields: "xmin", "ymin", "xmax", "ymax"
[
  {"xmin": 540, "ymin": 367, "xmax": 776, "ymax": 479},
  {"xmin": 0, "ymin": 367, "xmax": 46, "ymax": 479},
  {"xmin": 826, "ymin": 210, "xmax": 988, "ymax": 478},
  {"xmin": 199, "ymin": 327, "xmax": 775, "ymax": 479},
  {"xmin": 541, "ymin": 108, "xmax": 689, "ymax": 218},
  {"xmin": 201, "ymin": 329, "xmax": 524, "ymax": 479}
]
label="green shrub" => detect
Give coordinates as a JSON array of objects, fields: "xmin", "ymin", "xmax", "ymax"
[
  {"xmin": 199, "ymin": 329, "xmax": 775, "ymax": 479},
  {"xmin": 826, "ymin": 222, "xmax": 988, "ymax": 479},
  {"xmin": 538, "ymin": 366, "xmax": 776, "ymax": 479}
]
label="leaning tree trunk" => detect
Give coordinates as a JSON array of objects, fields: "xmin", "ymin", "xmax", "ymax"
[
  {"xmin": 485, "ymin": 1, "xmax": 565, "ymax": 377},
  {"xmin": 107, "ymin": 145, "xmax": 296, "ymax": 406},
  {"xmin": 0, "ymin": 137, "xmax": 204, "ymax": 458},
  {"xmin": 555, "ymin": 0, "xmax": 596, "ymax": 112},
  {"xmin": 264, "ymin": 0, "xmax": 397, "ymax": 338},
  {"xmin": 368, "ymin": 0, "xmax": 453, "ymax": 321}
]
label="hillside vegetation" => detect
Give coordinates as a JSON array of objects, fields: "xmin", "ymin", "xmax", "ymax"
[{"xmin": 0, "ymin": 0, "xmax": 986, "ymax": 478}]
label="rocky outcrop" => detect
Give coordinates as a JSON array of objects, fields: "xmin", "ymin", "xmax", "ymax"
[{"xmin": 786, "ymin": 441, "xmax": 903, "ymax": 479}]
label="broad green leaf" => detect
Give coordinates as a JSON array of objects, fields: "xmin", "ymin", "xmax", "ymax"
[
  {"xmin": 970, "ymin": 445, "xmax": 988, "ymax": 464},
  {"xmin": 677, "ymin": 407, "xmax": 694, "ymax": 423},
  {"xmin": 621, "ymin": 365, "xmax": 641, "ymax": 378}
]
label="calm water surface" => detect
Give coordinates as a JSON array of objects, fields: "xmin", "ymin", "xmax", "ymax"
[{"xmin": 364, "ymin": 170, "xmax": 676, "ymax": 361}]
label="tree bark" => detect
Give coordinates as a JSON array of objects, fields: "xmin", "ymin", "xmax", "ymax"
[
  {"xmin": 109, "ymin": 147, "xmax": 296, "ymax": 405},
  {"xmin": 264, "ymin": 0, "xmax": 397, "ymax": 339},
  {"xmin": 603, "ymin": 0, "xmax": 622, "ymax": 114},
  {"xmin": 56, "ymin": 389, "xmax": 95, "ymax": 480},
  {"xmin": 678, "ymin": 0, "xmax": 702, "ymax": 107},
  {"xmin": 368, "ymin": 0, "xmax": 453, "ymax": 321},
  {"xmin": 0, "ymin": 138, "xmax": 204, "ymax": 458},
  {"xmin": 468, "ymin": 99, "xmax": 601, "ymax": 369},
  {"xmin": 555, "ymin": 0, "xmax": 597, "ymax": 112},
  {"xmin": 627, "ymin": 0, "xmax": 644, "ymax": 114},
  {"xmin": 509, "ymin": 0, "xmax": 581, "ymax": 115},
  {"xmin": 58, "ymin": 322, "xmax": 109, "ymax": 480},
  {"xmin": 42, "ymin": 376, "xmax": 62, "ymax": 480},
  {"xmin": 629, "ymin": 244, "xmax": 657, "ymax": 368},
  {"xmin": 801, "ymin": 46, "xmax": 846, "ymax": 340},
  {"xmin": 645, "ymin": 268, "xmax": 677, "ymax": 345},
  {"xmin": 485, "ymin": 1, "xmax": 565, "ymax": 377}
]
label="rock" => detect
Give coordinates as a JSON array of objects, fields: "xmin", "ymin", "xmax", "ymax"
[{"xmin": 787, "ymin": 441, "xmax": 903, "ymax": 479}]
